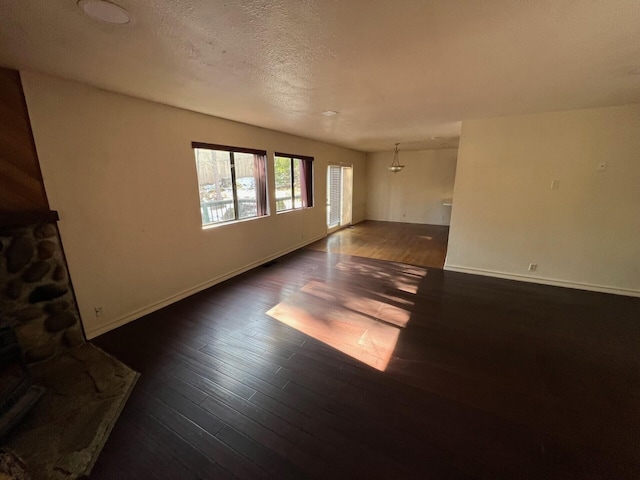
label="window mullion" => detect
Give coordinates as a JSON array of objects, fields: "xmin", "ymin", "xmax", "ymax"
[
  {"xmin": 229, "ymin": 152, "xmax": 240, "ymax": 220},
  {"xmin": 290, "ymin": 158, "xmax": 295, "ymax": 207}
]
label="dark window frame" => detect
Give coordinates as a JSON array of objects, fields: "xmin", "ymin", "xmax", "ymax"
[
  {"xmin": 274, "ymin": 152, "xmax": 314, "ymax": 213},
  {"xmin": 192, "ymin": 142, "xmax": 268, "ymax": 227}
]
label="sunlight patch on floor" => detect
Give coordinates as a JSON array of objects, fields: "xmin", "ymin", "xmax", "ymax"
[
  {"xmin": 300, "ymin": 280, "xmax": 411, "ymax": 328},
  {"xmin": 266, "ymin": 290, "xmax": 402, "ymax": 371},
  {"xmin": 265, "ymin": 260, "xmax": 428, "ymax": 371},
  {"xmin": 335, "ymin": 260, "xmax": 427, "ymax": 295}
]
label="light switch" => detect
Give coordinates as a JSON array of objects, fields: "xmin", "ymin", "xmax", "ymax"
[{"xmin": 551, "ymin": 179, "xmax": 560, "ymax": 190}]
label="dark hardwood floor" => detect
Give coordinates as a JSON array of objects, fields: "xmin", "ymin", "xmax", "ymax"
[
  {"xmin": 307, "ymin": 220, "xmax": 449, "ymax": 268},
  {"xmin": 91, "ymin": 249, "xmax": 640, "ymax": 479}
]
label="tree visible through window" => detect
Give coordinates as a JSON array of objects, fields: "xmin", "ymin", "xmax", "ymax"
[
  {"xmin": 192, "ymin": 142, "xmax": 268, "ymax": 226},
  {"xmin": 274, "ymin": 153, "xmax": 313, "ymax": 212}
]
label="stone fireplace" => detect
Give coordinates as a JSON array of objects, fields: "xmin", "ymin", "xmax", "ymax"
[
  {"xmin": 0, "ymin": 67, "xmax": 138, "ymax": 478},
  {"xmin": 1, "ymin": 219, "xmax": 85, "ymax": 363},
  {"xmin": 0, "ymin": 215, "xmax": 86, "ymax": 444},
  {"xmin": 0, "ymin": 217, "xmax": 139, "ymax": 479},
  {"xmin": 1, "ymin": 215, "xmax": 84, "ymax": 443},
  {"xmin": 0, "ymin": 67, "xmax": 84, "ymax": 361}
]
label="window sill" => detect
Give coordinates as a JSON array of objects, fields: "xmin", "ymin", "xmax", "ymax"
[
  {"xmin": 201, "ymin": 214, "xmax": 269, "ymax": 230},
  {"xmin": 276, "ymin": 206, "xmax": 314, "ymax": 215}
]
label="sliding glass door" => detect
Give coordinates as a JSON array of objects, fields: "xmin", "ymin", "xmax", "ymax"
[{"xmin": 327, "ymin": 165, "xmax": 352, "ymax": 231}]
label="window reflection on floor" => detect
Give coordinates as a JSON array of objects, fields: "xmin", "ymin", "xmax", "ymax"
[
  {"xmin": 266, "ymin": 261, "xmax": 427, "ymax": 371},
  {"xmin": 300, "ymin": 280, "xmax": 411, "ymax": 328},
  {"xmin": 267, "ymin": 295, "xmax": 401, "ymax": 371}
]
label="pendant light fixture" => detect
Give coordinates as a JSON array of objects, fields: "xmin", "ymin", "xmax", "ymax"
[{"xmin": 387, "ymin": 143, "xmax": 405, "ymax": 173}]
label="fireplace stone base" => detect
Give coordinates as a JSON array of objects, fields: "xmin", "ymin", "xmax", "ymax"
[
  {"xmin": 3, "ymin": 343, "xmax": 139, "ymax": 479},
  {"xmin": 1, "ymin": 222, "xmax": 84, "ymax": 364}
]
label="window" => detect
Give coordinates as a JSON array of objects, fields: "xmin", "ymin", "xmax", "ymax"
[
  {"xmin": 192, "ymin": 142, "xmax": 268, "ymax": 226},
  {"xmin": 274, "ymin": 153, "xmax": 313, "ymax": 212}
]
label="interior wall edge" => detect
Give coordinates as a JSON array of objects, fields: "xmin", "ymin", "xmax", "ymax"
[{"xmin": 444, "ymin": 264, "xmax": 640, "ymax": 298}]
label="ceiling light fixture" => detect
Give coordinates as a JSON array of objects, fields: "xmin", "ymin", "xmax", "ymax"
[
  {"xmin": 321, "ymin": 110, "xmax": 338, "ymax": 117},
  {"xmin": 78, "ymin": 0, "xmax": 131, "ymax": 25},
  {"xmin": 388, "ymin": 143, "xmax": 405, "ymax": 173}
]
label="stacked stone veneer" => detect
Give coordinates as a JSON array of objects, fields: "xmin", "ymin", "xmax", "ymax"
[{"xmin": 0, "ymin": 223, "xmax": 84, "ymax": 363}]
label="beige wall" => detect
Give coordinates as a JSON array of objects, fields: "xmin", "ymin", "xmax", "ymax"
[
  {"xmin": 21, "ymin": 72, "xmax": 367, "ymax": 338},
  {"xmin": 366, "ymin": 149, "xmax": 457, "ymax": 225},
  {"xmin": 446, "ymin": 104, "xmax": 640, "ymax": 296}
]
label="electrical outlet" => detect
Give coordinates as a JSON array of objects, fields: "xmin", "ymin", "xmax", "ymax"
[
  {"xmin": 528, "ymin": 263, "xmax": 537, "ymax": 272},
  {"xmin": 94, "ymin": 306, "xmax": 104, "ymax": 317}
]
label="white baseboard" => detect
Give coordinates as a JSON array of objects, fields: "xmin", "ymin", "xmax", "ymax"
[
  {"xmin": 85, "ymin": 234, "xmax": 326, "ymax": 339},
  {"xmin": 444, "ymin": 265, "xmax": 640, "ymax": 298}
]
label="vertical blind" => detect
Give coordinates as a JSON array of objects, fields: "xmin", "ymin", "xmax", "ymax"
[{"xmin": 328, "ymin": 165, "xmax": 342, "ymax": 228}]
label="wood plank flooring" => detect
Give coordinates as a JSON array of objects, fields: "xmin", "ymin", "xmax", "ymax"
[
  {"xmin": 91, "ymin": 249, "xmax": 640, "ymax": 479},
  {"xmin": 306, "ymin": 220, "xmax": 449, "ymax": 268}
]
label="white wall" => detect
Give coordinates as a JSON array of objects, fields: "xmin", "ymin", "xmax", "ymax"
[
  {"xmin": 446, "ymin": 104, "xmax": 640, "ymax": 297},
  {"xmin": 366, "ymin": 149, "xmax": 457, "ymax": 225},
  {"xmin": 21, "ymin": 72, "xmax": 367, "ymax": 338}
]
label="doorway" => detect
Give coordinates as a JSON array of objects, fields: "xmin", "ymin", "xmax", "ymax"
[{"xmin": 327, "ymin": 165, "xmax": 353, "ymax": 232}]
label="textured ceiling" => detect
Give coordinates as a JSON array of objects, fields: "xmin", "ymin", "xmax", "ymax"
[{"xmin": 1, "ymin": 0, "xmax": 639, "ymax": 152}]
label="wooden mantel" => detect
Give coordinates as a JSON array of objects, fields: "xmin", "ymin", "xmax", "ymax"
[{"xmin": 0, "ymin": 210, "xmax": 59, "ymax": 229}]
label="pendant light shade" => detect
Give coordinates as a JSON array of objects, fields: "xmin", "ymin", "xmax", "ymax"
[{"xmin": 387, "ymin": 143, "xmax": 405, "ymax": 173}]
